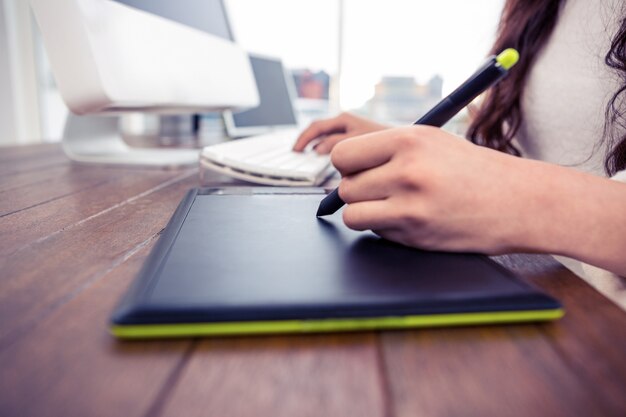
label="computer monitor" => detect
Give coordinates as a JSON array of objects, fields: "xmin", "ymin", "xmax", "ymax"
[
  {"xmin": 112, "ymin": 0, "xmax": 234, "ymax": 41},
  {"xmin": 31, "ymin": 0, "xmax": 258, "ymax": 166},
  {"xmin": 223, "ymin": 54, "xmax": 299, "ymax": 138},
  {"xmin": 113, "ymin": 0, "xmax": 235, "ymax": 142}
]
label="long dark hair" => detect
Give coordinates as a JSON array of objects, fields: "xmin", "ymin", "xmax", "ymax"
[
  {"xmin": 605, "ymin": 14, "xmax": 626, "ymax": 174},
  {"xmin": 467, "ymin": 0, "xmax": 626, "ymax": 175}
]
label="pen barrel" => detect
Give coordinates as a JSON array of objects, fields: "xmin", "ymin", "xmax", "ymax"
[
  {"xmin": 415, "ymin": 64, "xmax": 507, "ymax": 127},
  {"xmin": 414, "ymin": 97, "xmax": 462, "ymax": 127},
  {"xmin": 319, "ymin": 56, "xmax": 513, "ymax": 217}
]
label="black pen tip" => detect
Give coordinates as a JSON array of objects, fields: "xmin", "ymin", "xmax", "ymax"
[
  {"xmin": 316, "ymin": 205, "xmax": 335, "ymax": 217},
  {"xmin": 316, "ymin": 187, "xmax": 343, "ymax": 217}
]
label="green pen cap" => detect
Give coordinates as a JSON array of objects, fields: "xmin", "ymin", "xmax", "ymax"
[{"xmin": 496, "ymin": 48, "xmax": 519, "ymax": 70}]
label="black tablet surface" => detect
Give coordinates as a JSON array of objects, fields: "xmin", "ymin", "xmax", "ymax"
[{"xmin": 110, "ymin": 188, "xmax": 563, "ymax": 338}]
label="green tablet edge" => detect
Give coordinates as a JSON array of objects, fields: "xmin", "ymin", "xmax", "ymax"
[{"xmin": 110, "ymin": 308, "xmax": 564, "ymax": 339}]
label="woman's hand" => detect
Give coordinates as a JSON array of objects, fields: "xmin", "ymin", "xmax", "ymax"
[
  {"xmin": 331, "ymin": 125, "xmax": 549, "ymax": 254},
  {"xmin": 293, "ymin": 112, "xmax": 389, "ymax": 154},
  {"xmin": 331, "ymin": 125, "xmax": 626, "ymax": 276}
]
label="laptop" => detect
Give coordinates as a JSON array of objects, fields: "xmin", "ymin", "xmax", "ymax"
[{"xmin": 200, "ymin": 54, "xmax": 335, "ymax": 186}]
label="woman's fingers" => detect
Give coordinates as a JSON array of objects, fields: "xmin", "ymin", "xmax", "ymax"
[
  {"xmin": 342, "ymin": 200, "xmax": 398, "ymax": 231},
  {"xmin": 314, "ymin": 133, "xmax": 350, "ymax": 154},
  {"xmin": 292, "ymin": 117, "xmax": 347, "ymax": 151},
  {"xmin": 338, "ymin": 165, "xmax": 396, "ymax": 203},
  {"xmin": 293, "ymin": 113, "xmax": 391, "ymax": 153},
  {"xmin": 331, "ymin": 129, "xmax": 408, "ymax": 176}
]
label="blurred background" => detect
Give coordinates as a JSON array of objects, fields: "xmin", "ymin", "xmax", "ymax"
[{"xmin": 0, "ymin": 0, "xmax": 504, "ymax": 147}]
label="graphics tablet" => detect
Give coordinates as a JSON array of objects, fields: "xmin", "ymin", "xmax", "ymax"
[{"xmin": 110, "ymin": 188, "xmax": 563, "ymax": 339}]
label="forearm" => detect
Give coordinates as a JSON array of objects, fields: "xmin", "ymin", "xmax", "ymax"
[{"xmin": 516, "ymin": 160, "xmax": 626, "ymax": 276}]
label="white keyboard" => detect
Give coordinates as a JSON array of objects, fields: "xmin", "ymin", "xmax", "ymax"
[{"xmin": 200, "ymin": 130, "xmax": 335, "ymax": 186}]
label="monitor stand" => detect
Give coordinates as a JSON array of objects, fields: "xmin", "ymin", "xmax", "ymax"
[{"xmin": 62, "ymin": 114, "xmax": 200, "ymax": 168}]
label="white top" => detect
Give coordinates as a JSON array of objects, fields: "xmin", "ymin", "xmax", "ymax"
[
  {"xmin": 515, "ymin": 0, "xmax": 626, "ymax": 307},
  {"xmin": 517, "ymin": 0, "xmax": 624, "ymax": 175}
]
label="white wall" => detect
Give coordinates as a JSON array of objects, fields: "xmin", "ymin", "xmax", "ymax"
[
  {"xmin": 0, "ymin": 1, "xmax": 17, "ymax": 146},
  {"xmin": 0, "ymin": 0, "xmax": 42, "ymax": 146}
]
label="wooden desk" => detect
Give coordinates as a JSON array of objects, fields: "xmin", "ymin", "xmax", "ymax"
[{"xmin": 1, "ymin": 144, "xmax": 625, "ymax": 417}]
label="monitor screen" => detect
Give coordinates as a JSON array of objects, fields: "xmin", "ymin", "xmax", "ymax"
[
  {"xmin": 231, "ymin": 55, "xmax": 297, "ymax": 128},
  {"xmin": 113, "ymin": 0, "xmax": 234, "ymax": 41}
]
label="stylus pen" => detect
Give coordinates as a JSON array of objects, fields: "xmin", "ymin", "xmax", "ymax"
[{"xmin": 316, "ymin": 48, "xmax": 520, "ymax": 217}]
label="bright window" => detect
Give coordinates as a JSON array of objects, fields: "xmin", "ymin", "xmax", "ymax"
[{"xmin": 228, "ymin": 0, "xmax": 505, "ymax": 129}]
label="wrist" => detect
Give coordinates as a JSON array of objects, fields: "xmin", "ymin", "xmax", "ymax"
[
  {"xmin": 500, "ymin": 158, "xmax": 580, "ymax": 255},
  {"xmin": 508, "ymin": 160, "xmax": 626, "ymax": 275}
]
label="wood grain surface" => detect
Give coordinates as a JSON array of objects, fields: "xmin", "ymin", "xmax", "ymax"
[{"xmin": 0, "ymin": 144, "xmax": 625, "ymax": 417}]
